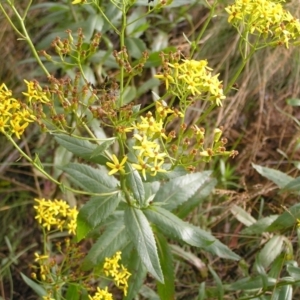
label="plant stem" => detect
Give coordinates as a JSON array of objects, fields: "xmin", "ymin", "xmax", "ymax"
[
  {"xmin": 224, "ymin": 48, "xmax": 255, "ymax": 94},
  {"xmin": 5, "ymin": 133, "xmax": 118, "ymax": 197},
  {"xmin": 190, "ymin": 0, "xmax": 218, "ymax": 58}
]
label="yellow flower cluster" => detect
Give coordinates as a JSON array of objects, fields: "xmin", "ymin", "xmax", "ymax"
[
  {"xmin": 88, "ymin": 287, "xmax": 113, "ymax": 300},
  {"xmin": 0, "ymin": 83, "xmax": 36, "ymax": 139},
  {"xmin": 130, "ymin": 110, "xmax": 171, "ymax": 179},
  {"xmin": 155, "ymin": 60, "xmax": 226, "ymax": 106},
  {"xmin": 33, "ymin": 252, "xmax": 51, "ymax": 282},
  {"xmin": 103, "ymin": 251, "xmax": 131, "ymax": 296},
  {"xmin": 106, "ymin": 101, "xmax": 183, "ymax": 179},
  {"xmin": 22, "ymin": 80, "xmax": 50, "ymax": 104},
  {"xmin": 225, "ymin": 0, "xmax": 300, "ymax": 48},
  {"xmin": 72, "ymin": 0, "xmax": 87, "ymax": 4},
  {"xmin": 34, "ymin": 198, "xmax": 78, "ymax": 235}
]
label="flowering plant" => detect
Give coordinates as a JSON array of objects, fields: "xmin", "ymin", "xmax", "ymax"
[{"xmin": 1, "ymin": 0, "xmax": 300, "ymax": 299}]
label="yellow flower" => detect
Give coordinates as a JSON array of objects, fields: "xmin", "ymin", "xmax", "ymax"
[
  {"xmin": 0, "ymin": 116, "xmax": 9, "ymax": 132},
  {"xmin": 132, "ymin": 156, "xmax": 149, "ymax": 180},
  {"xmin": 103, "ymin": 252, "xmax": 131, "ymax": 296},
  {"xmin": 225, "ymin": 0, "xmax": 300, "ymax": 48},
  {"xmin": 0, "ymin": 82, "xmax": 36, "ymax": 138},
  {"xmin": 155, "ymin": 100, "xmax": 174, "ymax": 119},
  {"xmin": 154, "ymin": 72, "xmax": 174, "ymax": 90},
  {"xmin": 88, "ymin": 287, "xmax": 113, "ymax": 300},
  {"xmin": 34, "ymin": 198, "xmax": 78, "ymax": 234},
  {"xmin": 34, "ymin": 253, "xmax": 49, "ymax": 262},
  {"xmin": 72, "ymin": 0, "xmax": 87, "ymax": 4},
  {"xmin": 133, "ymin": 134, "xmax": 158, "ymax": 156},
  {"xmin": 23, "ymin": 80, "xmax": 50, "ymax": 104},
  {"xmin": 150, "ymin": 160, "xmax": 167, "ymax": 176},
  {"xmin": 42, "ymin": 296, "xmax": 55, "ymax": 300},
  {"xmin": 155, "ymin": 59, "xmax": 225, "ymax": 105},
  {"xmin": 10, "ymin": 117, "xmax": 29, "ymax": 139},
  {"xmin": 106, "ymin": 154, "xmax": 127, "ymax": 175}
]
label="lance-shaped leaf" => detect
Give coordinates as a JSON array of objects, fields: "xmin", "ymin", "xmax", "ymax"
[
  {"xmin": 125, "ymin": 162, "xmax": 145, "ymax": 206},
  {"xmin": 124, "ymin": 249, "xmax": 147, "ymax": 300},
  {"xmin": 156, "ymin": 232, "xmax": 175, "ymax": 300},
  {"xmin": 54, "ymin": 133, "xmax": 111, "ymax": 164},
  {"xmin": 257, "ymin": 235, "xmax": 284, "ymax": 269},
  {"xmin": 224, "ymin": 275, "xmax": 276, "ymax": 291},
  {"xmin": 177, "ymin": 178, "xmax": 217, "ymax": 219},
  {"xmin": 90, "ymin": 139, "xmax": 115, "ymax": 158},
  {"xmin": 252, "ymin": 163, "xmax": 293, "ymax": 189},
  {"xmin": 153, "ymin": 171, "xmax": 211, "ymax": 211},
  {"xmin": 267, "ymin": 203, "xmax": 300, "ymax": 232},
  {"xmin": 82, "ymin": 215, "xmax": 129, "ymax": 270},
  {"xmin": 124, "ymin": 206, "xmax": 164, "ymax": 282},
  {"xmin": 77, "ymin": 193, "xmax": 122, "ymax": 241},
  {"xmin": 20, "ymin": 273, "xmax": 46, "ymax": 297},
  {"xmin": 62, "ymin": 163, "xmax": 118, "ymax": 193},
  {"xmin": 145, "ymin": 206, "xmax": 240, "ymax": 260}
]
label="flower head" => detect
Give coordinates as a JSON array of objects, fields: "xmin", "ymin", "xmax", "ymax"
[
  {"xmin": 0, "ymin": 83, "xmax": 36, "ymax": 139},
  {"xmin": 103, "ymin": 252, "xmax": 131, "ymax": 296},
  {"xmin": 72, "ymin": 0, "xmax": 87, "ymax": 4},
  {"xmin": 23, "ymin": 80, "xmax": 50, "ymax": 104},
  {"xmin": 106, "ymin": 154, "xmax": 127, "ymax": 175},
  {"xmin": 34, "ymin": 198, "xmax": 78, "ymax": 234},
  {"xmin": 88, "ymin": 287, "xmax": 113, "ymax": 300},
  {"xmin": 155, "ymin": 59, "xmax": 225, "ymax": 106},
  {"xmin": 225, "ymin": 0, "xmax": 300, "ymax": 48}
]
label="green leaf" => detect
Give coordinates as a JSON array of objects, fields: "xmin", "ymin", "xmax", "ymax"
[
  {"xmin": 145, "ymin": 206, "xmax": 240, "ymax": 260},
  {"xmin": 77, "ymin": 193, "xmax": 122, "ymax": 241},
  {"xmin": 124, "ymin": 249, "xmax": 147, "ymax": 300},
  {"xmin": 156, "ymin": 232, "xmax": 175, "ymax": 300},
  {"xmin": 125, "ymin": 37, "xmax": 146, "ymax": 59},
  {"xmin": 126, "ymin": 6, "xmax": 149, "ymax": 38},
  {"xmin": 241, "ymin": 215, "xmax": 279, "ymax": 235},
  {"xmin": 287, "ymin": 98, "xmax": 300, "ymax": 107},
  {"xmin": 225, "ymin": 275, "xmax": 276, "ymax": 291},
  {"xmin": 145, "ymin": 206, "xmax": 212, "ymax": 247},
  {"xmin": 137, "ymin": 78, "xmax": 160, "ymax": 96},
  {"xmin": 282, "ymin": 176, "xmax": 300, "ymax": 193},
  {"xmin": 82, "ymin": 215, "xmax": 129, "ymax": 270},
  {"xmin": 124, "ymin": 205, "xmax": 164, "ymax": 282},
  {"xmin": 125, "ymin": 162, "xmax": 145, "ymax": 206},
  {"xmin": 208, "ymin": 265, "xmax": 224, "ymax": 300},
  {"xmin": 90, "ymin": 139, "xmax": 115, "ymax": 158},
  {"xmin": 273, "ymin": 285, "xmax": 293, "ymax": 300},
  {"xmin": 122, "ymin": 85, "xmax": 137, "ymax": 105},
  {"xmin": 139, "ymin": 285, "xmax": 160, "ymax": 300},
  {"xmin": 252, "ymin": 163, "xmax": 293, "ymax": 189},
  {"xmin": 198, "ymin": 282, "xmax": 206, "ymax": 300},
  {"xmin": 230, "ymin": 205, "xmax": 256, "ymax": 227},
  {"xmin": 267, "ymin": 203, "xmax": 300, "ymax": 232},
  {"xmin": 268, "ymin": 254, "xmax": 286, "ymax": 278},
  {"xmin": 65, "ymin": 284, "xmax": 81, "ymax": 300},
  {"xmin": 170, "ymin": 244, "xmax": 208, "ymax": 280},
  {"xmin": 145, "ymin": 48, "xmax": 177, "ymax": 68},
  {"xmin": 177, "ymin": 178, "xmax": 217, "ymax": 219},
  {"xmin": 54, "ymin": 134, "xmax": 109, "ymax": 164},
  {"xmin": 153, "ymin": 171, "xmax": 212, "ymax": 211},
  {"xmin": 257, "ymin": 235, "xmax": 284, "ymax": 269},
  {"xmin": 20, "ymin": 272, "xmax": 46, "ymax": 296},
  {"xmin": 62, "ymin": 163, "xmax": 118, "ymax": 193},
  {"xmin": 287, "ymin": 263, "xmax": 300, "ymax": 280}
]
